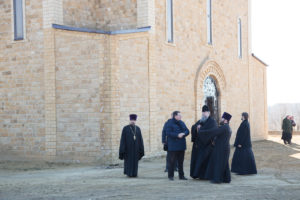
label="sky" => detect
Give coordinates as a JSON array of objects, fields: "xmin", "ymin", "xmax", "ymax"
[{"xmin": 251, "ymin": 0, "xmax": 300, "ymax": 106}]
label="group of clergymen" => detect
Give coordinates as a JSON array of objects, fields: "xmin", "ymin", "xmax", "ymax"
[{"xmin": 119, "ymin": 105, "xmax": 257, "ymax": 183}]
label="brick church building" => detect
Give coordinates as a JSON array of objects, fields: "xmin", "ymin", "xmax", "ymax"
[{"xmin": 0, "ymin": 0, "xmax": 267, "ymax": 163}]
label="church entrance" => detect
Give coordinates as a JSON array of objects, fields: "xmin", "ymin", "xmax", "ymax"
[{"xmin": 203, "ymin": 76, "xmax": 220, "ymax": 123}]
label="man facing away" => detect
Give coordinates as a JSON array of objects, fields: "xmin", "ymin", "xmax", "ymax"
[
  {"xmin": 166, "ymin": 111, "xmax": 190, "ymax": 181},
  {"xmin": 282, "ymin": 115, "xmax": 293, "ymax": 145},
  {"xmin": 198, "ymin": 112, "xmax": 232, "ymax": 183},
  {"xmin": 119, "ymin": 114, "xmax": 144, "ymax": 177},
  {"xmin": 190, "ymin": 105, "xmax": 217, "ymax": 179}
]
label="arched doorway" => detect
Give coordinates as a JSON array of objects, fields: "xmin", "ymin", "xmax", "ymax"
[
  {"xmin": 203, "ymin": 76, "xmax": 220, "ymax": 123},
  {"xmin": 194, "ymin": 59, "xmax": 226, "ymax": 123}
]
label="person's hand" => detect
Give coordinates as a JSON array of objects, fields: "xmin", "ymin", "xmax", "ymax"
[
  {"xmin": 238, "ymin": 144, "xmax": 242, "ymax": 148},
  {"xmin": 178, "ymin": 133, "xmax": 185, "ymax": 138}
]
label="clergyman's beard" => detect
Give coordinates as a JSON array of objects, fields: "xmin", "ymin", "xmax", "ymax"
[
  {"xmin": 130, "ymin": 122, "xmax": 135, "ymax": 126},
  {"xmin": 200, "ymin": 115, "xmax": 208, "ymax": 123}
]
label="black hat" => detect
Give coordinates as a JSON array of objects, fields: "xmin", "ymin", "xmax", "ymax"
[
  {"xmin": 222, "ymin": 112, "xmax": 232, "ymax": 121},
  {"xmin": 129, "ymin": 114, "xmax": 137, "ymax": 121},
  {"xmin": 202, "ymin": 105, "xmax": 210, "ymax": 112}
]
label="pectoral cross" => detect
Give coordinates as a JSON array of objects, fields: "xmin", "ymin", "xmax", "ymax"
[{"xmin": 130, "ymin": 125, "xmax": 137, "ymax": 141}]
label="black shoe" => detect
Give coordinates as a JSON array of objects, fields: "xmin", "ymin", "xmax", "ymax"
[
  {"xmin": 164, "ymin": 169, "xmax": 168, "ymax": 172},
  {"xmin": 179, "ymin": 176, "xmax": 188, "ymax": 180},
  {"xmin": 127, "ymin": 175, "xmax": 138, "ymax": 178},
  {"xmin": 169, "ymin": 177, "xmax": 174, "ymax": 181},
  {"xmin": 210, "ymin": 180, "xmax": 221, "ymax": 184}
]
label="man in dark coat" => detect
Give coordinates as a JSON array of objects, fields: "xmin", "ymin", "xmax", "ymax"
[
  {"xmin": 166, "ymin": 111, "xmax": 190, "ymax": 181},
  {"xmin": 119, "ymin": 114, "xmax": 144, "ymax": 177},
  {"xmin": 282, "ymin": 115, "xmax": 293, "ymax": 145},
  {"xmin": 162, "ymin": 115, "xmax": 178, "ymax": 172},
  {"xmin": 198, "ymin": 112, "xmax": 232, "ymax": 183},
  {"xmin": 231, "ymin": 112, "xmax": 257, "ymax": 175},
  {"xmin": 190, "ymin": 105, "xmax": 217, "ymax": 179}
]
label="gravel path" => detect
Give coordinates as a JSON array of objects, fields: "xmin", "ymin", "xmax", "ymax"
[{"xmin": 0, "ymin": 136, "xmax": 300, "ymax": 200}]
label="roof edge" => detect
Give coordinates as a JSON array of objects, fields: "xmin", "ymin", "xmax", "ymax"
[{"xmin": 251, "ymin": 53, "xmax": 268, "ymax": 67}]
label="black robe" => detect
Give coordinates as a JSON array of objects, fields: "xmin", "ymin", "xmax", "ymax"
[
  {"xmin": 119, "ymin": 125, "xmax": 144, "ymax": 177},
  {"xmin": 190, "ymin": 121, "xmax": 201, "ymax": 178},
  {"xmin": 281, "ymin": 117, "xmax": 292, "ymax": 141},
  {"xmin": 190, "ymin": 117, "xmax": 217, "ymax": 179},
  {"xmin": 231, "ymin": 120, "xmax": 257, "ymax": 175},
  {"xmin": 198, "ymin": 123, "xmax": 232, "ymax": 183}
]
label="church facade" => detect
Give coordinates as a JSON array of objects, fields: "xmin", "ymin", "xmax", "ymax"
[{"xmin": 0, "ymin": 0, "xmax": 268, "ymax": 163}]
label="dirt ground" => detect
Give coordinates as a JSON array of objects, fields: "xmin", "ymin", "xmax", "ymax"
[{"xmin": 1, "ymin": 135, "xmax": 300, "ymax": 200}]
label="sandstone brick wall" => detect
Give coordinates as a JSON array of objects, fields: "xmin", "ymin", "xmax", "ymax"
[
  {"xmin": 118, "ymin": 36, "xmax": 150, "ymax": 152},
  {"xmin": 96, "ymin": 0, "xmax": 137, "ymax": 31},
  {"xmin": 250, "ymin": 56, "xmax": 268, "ymax": 140},
  {"xmin": 43, "ymin": 0, "xmax": 63, "ymax": 28},
  {"xmin": 0, "ymin": 0, "xmax": 46, "ymax": 160},
  {"xmin": 62, "ymin": 0, "xmax": 138, "ymax": 31},
  {"xmin": 63, "ymin": 0, "xmax": 98, "ymax": 29},
  {"xmin": 54, "ymin": 30, "xmax": 106, "ymax": 162},
  {"xmin": 152, "ymin": 0, "xmax": 253, "ymax": 149}
]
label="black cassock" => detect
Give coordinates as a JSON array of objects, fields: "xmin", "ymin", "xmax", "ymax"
[
  {"xmin": 231, "ymin": 120, "xmax": 257, "ymax": 175},
  {"xmin": 119, "ymin": 124, "xmax": 144, "ymax": 177},
  {"xmin": 198, "ymin": 123, "xmax": 232, "ymax": 183},
  {"xmin": 190, "ymin": 117, "xmax": 217, "ymax": 179},
  {"xmin": 190, "ymin": 121, "xmax": 200, "ymax": 178}
]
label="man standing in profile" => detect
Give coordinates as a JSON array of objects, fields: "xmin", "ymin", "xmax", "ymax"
[
  {"xmin": 198, "ymin": 112, "xmax": 232, "ymax": 183},
  {"xmin": 119, "ymin": 114, "xmax": 144, "ymax": 178},
  {"xmin": 166, "ymin": 111, "xmax": 190, "ymax": 181},
  {"xmin": 231, "ymin": 112, "xmax": 257, "ymax": 175}
]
